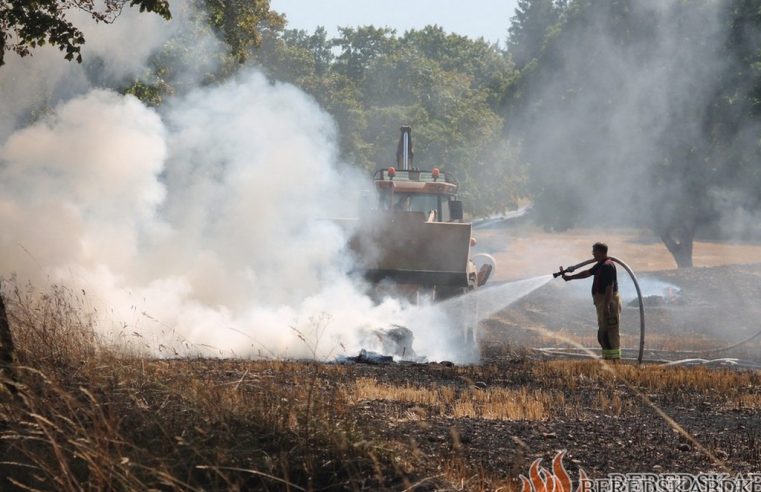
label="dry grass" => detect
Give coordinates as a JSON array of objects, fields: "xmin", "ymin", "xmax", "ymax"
[
  {"xmin": 350, "ymin": 361, "xmax": 748, "ymax": 420},
  {"xmin": 1, "ymin": 282, "xmax": 759, "ymax": 490},
  {"xmin": 0, "ymin": 283, "xmax": 420, "ymax": 491},
  {"xmin": 345, "ymin": 377, "xmax": 558, "ymax": 420},
  {"xmin": 730, "ymin": 393, "xmax": 761, "ymax": 410},
  {"xmin": 453, "ymin": 387, "xmax": 555, "ymax": 420},
  {"xmin": 537, "ymin": 359, "xmax": 738, "ymax": 388},
  {"xmin": 531, "ymin": 359, "xmax": 761, "ymax": 410},
  {"xmin": 595, "ymin": 391, "xmax": 624, "ymax": 416}
]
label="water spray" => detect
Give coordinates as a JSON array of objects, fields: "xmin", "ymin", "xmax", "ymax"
[{"xmin": 554, "ymin": 257, "xmax": 646, "ymax": 363}]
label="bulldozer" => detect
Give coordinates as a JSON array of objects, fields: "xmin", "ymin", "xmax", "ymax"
[{"xmin": 349, "ymin": 126, "xmax": 496, "ymax": 306}]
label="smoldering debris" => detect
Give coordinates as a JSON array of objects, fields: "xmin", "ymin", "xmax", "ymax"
[
  {"xmin": 336, "ymin": 349, "xmax": 394, "ymax": 365},
  {"xmin": 376, "ymin": 325, "xmax": 417, "ymax": 359}
]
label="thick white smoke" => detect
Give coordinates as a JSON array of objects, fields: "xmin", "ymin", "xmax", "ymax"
[
  {"xmin": 1, "ymin": 9, "xmax": 175, "ymax": 138},
  {"xmin": 0, "ymin": 90, "xmax": 166, "ymax": 278},
  {"xmin": 0, "ymin": 71, "xmax": 400, "ymax": 359},
  {"xmin": 0, "ymin": 5, "xmax": 479, "ymax": 361}
]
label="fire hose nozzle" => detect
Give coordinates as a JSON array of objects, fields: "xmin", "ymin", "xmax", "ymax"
[{"xmin": 553, "ymin": 264, "xmax": 578, "ymax": 278}]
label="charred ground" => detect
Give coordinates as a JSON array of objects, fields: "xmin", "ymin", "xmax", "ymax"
[{"xmin": 0, "ymin": 263, "xmax": 759, "ymax": 490}]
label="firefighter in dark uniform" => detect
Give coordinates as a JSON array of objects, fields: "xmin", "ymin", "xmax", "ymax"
[{"xmin": 562, "ymin": 242, "xmax": 621, "ymax": 360}]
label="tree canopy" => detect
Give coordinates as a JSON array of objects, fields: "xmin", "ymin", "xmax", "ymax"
[
  {"xmin": 252, "ymin": 23, "xmax": 523, "ymax": 216},
  {"xmin": 0, "ymin": 0, "xmax": 171, "ymax": 66},
  {"xmin": 7, "ymin": 0, "xmax": 761, "ymax": 267},
  {"xmin": 504, "ymin": 0, "xmax": 761, "ymax": 267}
]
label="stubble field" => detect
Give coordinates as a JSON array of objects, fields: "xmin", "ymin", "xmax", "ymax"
[{"xmin": 1, "ymin": 227, "xmax": 760, "ymax": 490}]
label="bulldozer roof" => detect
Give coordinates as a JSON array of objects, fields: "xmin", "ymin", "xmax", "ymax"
[{"xmin": 373, "ymin": 168, "xmax": 459, "ymax": 195}]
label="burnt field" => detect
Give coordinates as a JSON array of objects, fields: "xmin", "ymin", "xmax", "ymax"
[
  {"xmin": 484, "ymin": 263, "xmax": 761, "ymax": 364},
  {"xmin": 1, "ymin": 262, "xmax": 760, "ymax": 490}
]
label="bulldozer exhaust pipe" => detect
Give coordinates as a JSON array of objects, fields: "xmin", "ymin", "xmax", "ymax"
[{"xmin": 397, "ymin": 126, "xmax": 413, "ymax": 170}]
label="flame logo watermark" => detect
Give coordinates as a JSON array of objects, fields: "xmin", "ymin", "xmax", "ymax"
[
  {"xmin": 520, "ymin": 451, "xmax": 761, "ymax": 492},
  {"xmin": 520, "ymin": 450, "xmax": 590, "ymax": 492}
]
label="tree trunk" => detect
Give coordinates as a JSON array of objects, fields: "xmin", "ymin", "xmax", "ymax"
[
  {"xmin": 0, "ymin": 289, "xmax": 18, "ymax": 395},
  {"xmin": 658, "ymin": 223, "xmax": 696, "ymax": 268}
]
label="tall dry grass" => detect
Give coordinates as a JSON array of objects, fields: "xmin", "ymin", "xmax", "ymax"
[
  {"xmin": 0, "ymin": 282, "xmax": 421, "ymax": 491},
  {"xmin": 1, "ymin": 281, "xmax": 758, "ymax": 490}
]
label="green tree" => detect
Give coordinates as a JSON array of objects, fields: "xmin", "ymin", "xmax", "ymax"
[
  {"xmin": 507, "ymin": 0, "xmax": 562, "ymax": 68},
  {"xmin": 255, "ymin": 27, "xmax": 334, "ymax": 89},
  {"xmin": 506, "ymin": 0, "xmax": 761, "ymax": 267},
  {"xmin": 0, "ymin": 0, "xmax": 171, "ymax": 66},
  {"xmin": 353, "ymin": 28, "xmax": 521, "ymax": 214},
  {"xmin": 122, "ymin": 0, "xmax": 285, "ymax": 106},
  {"xmin": 402, "ymin": 26, "xmax": 516, "ymax": 107},
  {"xmin": 332, "ymin": 26, "xmax": 399, "ymax": 82},
  {"xmin": 203, "ymin": 0, "xmax": 284, "ymax": 65},
  {"xmin": 253, "ymin": 22, "xmax": 521, "ymax": 214}
]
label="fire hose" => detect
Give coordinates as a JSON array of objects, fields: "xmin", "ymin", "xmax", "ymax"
[{"xmin": 554, "ymin": 257, "xmax": 646, "ymax": 363}]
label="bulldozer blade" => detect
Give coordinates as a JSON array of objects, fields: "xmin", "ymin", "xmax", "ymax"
[{"xmin": 347, "ymin": 212, "xmax": 473, "ymax": 288}]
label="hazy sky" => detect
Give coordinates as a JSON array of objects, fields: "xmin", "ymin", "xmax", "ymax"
[{"xmin": 270, "ymin": 0, "xmax": 521, "ymax": 46}]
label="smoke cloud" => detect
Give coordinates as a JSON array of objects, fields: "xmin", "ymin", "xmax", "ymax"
[
  {"xmin": 0, "ymin": 70, "xmax": 384, "ymax": 359},
  {"xmin": 1, "ymin": 14, "xmax": 160, "ymax": 139},
  {"xmin": 0, "ymin": 3, "xmax": 490, "ymax": 362},
  {"xmin": 503, "ymin": 0, "xmax": 761, "ymax": 353},
  {"xmin": 515, "ymin": 0, "xmax": 760, "ymax": 239}
]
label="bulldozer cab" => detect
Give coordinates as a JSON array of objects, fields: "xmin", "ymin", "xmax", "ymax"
[
  {"xmin": 348, "ymin": 126, "xmax": 491, "ymax": 298},
  {"xmin": 373, "ymin": 168, "xmax": 464, "ymax": 223},
  {"xmin": 342, "ymin": 125, "xmax": 495, "ymax": 350}
]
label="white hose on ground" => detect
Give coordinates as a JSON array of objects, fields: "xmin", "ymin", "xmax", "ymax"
[
  {"xmin": 540, "ymin": 324, "xmax": 761, "ymax": 356},
  {"xmin": 533, "ymin": 348, "xmax": 761, "ymax": 369}
]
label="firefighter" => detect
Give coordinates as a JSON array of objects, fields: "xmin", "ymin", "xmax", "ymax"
[{"xmin": 562, "ymin": 242, "xmax": 621, "ymax": 360}]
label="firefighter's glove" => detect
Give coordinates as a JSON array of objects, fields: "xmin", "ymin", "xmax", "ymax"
[{"xmin": 562, "ymin": 273, "xmax": 570, "ymax": 282}]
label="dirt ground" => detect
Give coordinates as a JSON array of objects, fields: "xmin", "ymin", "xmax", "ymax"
[
  {"xmin": 4, "ymin": 227, "xmax": 760, "ymax": 490},
  {"xmin": 341, "ymin": 358, "xmax": 761, "ymax": 484},
  {"xmin": 471, "ymin": 224, "xmax": 761, "ymax": 360},
  {"xmin": 330, "ymin": 227, "xmax": 761, "ymax": 485},
  {"xmin": 334, "ymin": 235, "xmax": 761, "ymax": 486},
  {"xmin": 473, "ymin": 225, "xmax": 761, "ymax": 281}
]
